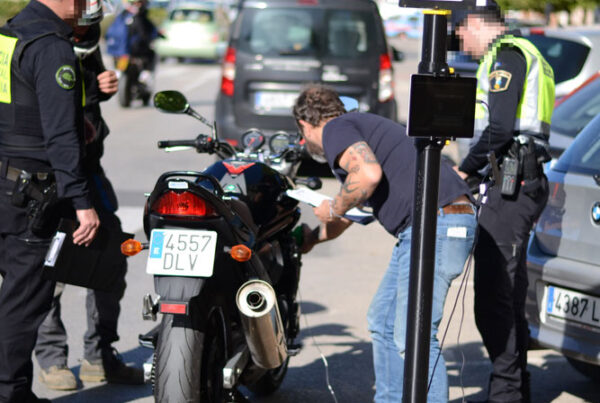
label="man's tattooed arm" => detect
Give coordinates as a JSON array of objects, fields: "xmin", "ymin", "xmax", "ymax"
[{"xmin": 331, "ymin": 141, "xmax": 382, "ymax": 216}]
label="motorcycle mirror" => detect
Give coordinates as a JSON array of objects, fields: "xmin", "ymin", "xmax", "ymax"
[
  {"xmin": 340, "ymin": 96, "xmax": 359, "ymax": 112},
  {"xmin": 153, "ymin": 91, "xmax": 189, "ymax": 114}
]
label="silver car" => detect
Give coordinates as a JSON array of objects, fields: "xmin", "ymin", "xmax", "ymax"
[
  {"xmin": 525, "ymin": 113, "xmax": 600, "ymax": 381},
  {"xmin": 521, "ymin": 27, "xmax": 600, "ymax": 100}
]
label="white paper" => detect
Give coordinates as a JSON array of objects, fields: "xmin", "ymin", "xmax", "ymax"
[
  {"xmin": 44, "ymin": 232, "xmax": 66, "ymax": 267},
  {"xmin": 286, "ymin": 188, "xmax": 375, "ymax": 224}
]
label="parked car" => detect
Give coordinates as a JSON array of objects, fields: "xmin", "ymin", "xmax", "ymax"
[
  {"xmin": 155, "ymin": 2, "xmax": 229, "ymax": 62},
  {"xmin": 525, "ymin": 113, "xmax": 600, "ymax": 381},
  {"xmin": 215, "ymin": 0, "xmax": 399, "ymax": 146},
  {"xmin": 449, "ymin": 27, "xmax": 600, "ymax": 100},
  {"xmin": 548, "ymin": 71, "xmax": 600, "ymax": 159}
]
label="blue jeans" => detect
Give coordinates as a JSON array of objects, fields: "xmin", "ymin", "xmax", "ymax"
[{"xmin": 367, "ymin": 205, "xmax": 477, "ymax": 403}]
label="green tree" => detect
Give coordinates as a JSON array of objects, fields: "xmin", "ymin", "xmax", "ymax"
[{"xmin": 499, "ymin": 0, "xmax": 600, "ymax": 12}]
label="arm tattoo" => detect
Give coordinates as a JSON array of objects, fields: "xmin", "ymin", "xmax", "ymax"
[
  {"xmin": 331, "ymin": 142, "xmax": 378, "ymax": 215},
  {"xmin": 351, "ymin": 142, "xmax": 378, "ymax": 164}
]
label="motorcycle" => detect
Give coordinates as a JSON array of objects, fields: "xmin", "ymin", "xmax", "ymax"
[{"xmin": 122, "ymin": 90, "xmax": 322, "ymax": 402}]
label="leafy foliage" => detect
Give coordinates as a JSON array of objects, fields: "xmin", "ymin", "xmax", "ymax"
[
  {"xmin": 0, "ymin": 0, "xmax": 27, "ymax": 25},
  {"xmin": 499, "ymin": 0, "xmax": 600, "ymax": 12}
]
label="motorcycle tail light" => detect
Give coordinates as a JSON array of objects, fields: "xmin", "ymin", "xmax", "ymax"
[
  {"xmin": 378, "ymin": 53, "xmax": 394, "ymax": 103},
  {"xmin": 221, "ymin": 47, "xmax": 236, "ymax": 97},
  {"xmin": 230, "ymin": 244, "xmax": 252, "ymax": 262},
  {"xmin": 151, "ymin": 191, "xmax": 217, "ymax": 218}
]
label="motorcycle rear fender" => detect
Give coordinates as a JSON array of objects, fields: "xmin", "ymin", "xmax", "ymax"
[{"xmin": 154, "ymin": 276, "xmax": 205, "ymax": 305}]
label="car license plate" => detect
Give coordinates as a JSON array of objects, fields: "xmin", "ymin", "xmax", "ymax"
[
  {"xmin": 546, "ymin": 285, "xmax": 600, "ymax": 328},
  {"xmin": 146, "ymin": 229, "xmax": 217, "ymax": 277},
  {"xmin": 254, "ymin": 91, "xmax": 297, "ymax": 112}
]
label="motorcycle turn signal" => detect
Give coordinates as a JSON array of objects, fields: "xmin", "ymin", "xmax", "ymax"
[
  {"xmin": 121, "ymin": 239, "xmax": 147, "ymax": 256},
  {"xmin": 229, "ymin": 244, "xmax": 252, "ymax": 262}
]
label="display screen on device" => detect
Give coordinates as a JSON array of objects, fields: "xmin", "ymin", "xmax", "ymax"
[
  {"xmin": 407, "ymin": 74, "xmax": 476, "ymax": 138},
  {"xmin": 399, "ymin": 0, "xmax": 478, "ymax": 10}
]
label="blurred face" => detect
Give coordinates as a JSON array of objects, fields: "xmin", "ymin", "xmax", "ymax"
[
  {"xmin": 298, "ymin": 120, "xmax": 327, "ymax": 163},
  {"xmin": 456, "ymin": 14, "xmax": 504, "ymax": 60},
  {"xmin": 54, "ymin": 0, "xmax": 87, "ymax": 26}
]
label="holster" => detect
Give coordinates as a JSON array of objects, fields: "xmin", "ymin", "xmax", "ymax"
[{"xmin": 10, "ymin": 170, "xmax": 67, "ymax": 237}]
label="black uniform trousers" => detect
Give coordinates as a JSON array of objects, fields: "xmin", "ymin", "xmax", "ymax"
[
  {"xmin": 0, "ymin": 177, "xmax": 55, "ymax": 403},
  {"xmin": 474, "ymin": 175, "xmax": 548, "ymax": 403},
  {"xmin": 34, "ymin": 171, "xmax": 127, "ymax": 368}
]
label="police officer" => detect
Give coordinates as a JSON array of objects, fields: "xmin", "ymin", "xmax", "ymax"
[
  {"xmin": 34, "ymin": 21, "xmax": 143, "ymax": 391},
  {"xmin": 0, "ymin": 0, "xmax": 100, "ymax": 401},
  {"xmin": 454, "ymin": 2, "xmax": 555, "ymax": 402}
]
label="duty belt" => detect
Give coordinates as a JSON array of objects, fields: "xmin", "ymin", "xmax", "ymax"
[{"xmin": 0, "ymin": 160, "xmax": 50, "ymax": 182}]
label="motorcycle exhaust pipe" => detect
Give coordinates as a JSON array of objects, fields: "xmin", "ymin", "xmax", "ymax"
[{"xmin": 236, "ymin": 280, "xmax": 287, "ymax": 369}]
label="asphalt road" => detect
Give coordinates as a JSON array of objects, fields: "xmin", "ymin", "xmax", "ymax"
[{"xmin": 15, "ymin": 37, "xmax": 599, "ymax": 402}]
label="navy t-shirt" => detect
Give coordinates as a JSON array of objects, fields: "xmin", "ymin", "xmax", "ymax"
[{"xmin": 322, "ymin": 112, "xmax": 472, "ymax": 236}]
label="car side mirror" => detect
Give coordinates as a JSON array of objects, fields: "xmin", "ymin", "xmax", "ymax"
[{"xmin": 153, "ymin": 90, "xmax": 189, "ymax": 114}]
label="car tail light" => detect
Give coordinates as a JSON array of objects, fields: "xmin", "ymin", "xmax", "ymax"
[
  {"xmin": 529, "ymin": 27, "xmax": 545, "ymax": 35},
  {"xmin": 221, "ymin": 47, "xmax": 236, "ymax": 97},
  {"xmin": 151, "ymin": 191, "xmax": 216, "ymax": 217},
  {"xmin": 378, "ymin": 53, "xmax": 394, "ymax": 103}
]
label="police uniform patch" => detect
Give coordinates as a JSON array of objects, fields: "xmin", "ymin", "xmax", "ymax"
[
  {"xmin": 489, "ymin": 70, "xmax": 512, "ymax": 92},
  {"xmin": 55, "ymin": 65, "xmax": 76, "ymax": 90}
]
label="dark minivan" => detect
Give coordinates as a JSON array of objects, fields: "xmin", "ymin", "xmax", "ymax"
[{"xmin": 215, "ymin": 0, "xmax": 398, "ymax": 146}]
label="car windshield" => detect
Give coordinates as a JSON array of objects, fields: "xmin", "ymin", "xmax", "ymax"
[
  {"xmin": 554, "ymin": 114, "xmax": 600, "ymax": 175},
  {"xmin": 525, "ymin": 35, "xmax": 590, "ymax": 84},
  {"xmin": 238, "ymin": 8, "xmax": 377, "ymax": 57},
  {"xmin": 170, "ymin": 8, "xmax": 214, "ymax": 23},
  {"xmin": 551, "ymin": 77, "xmax": 600, "ymax": 138}
]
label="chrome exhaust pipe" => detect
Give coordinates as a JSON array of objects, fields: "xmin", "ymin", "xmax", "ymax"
[{"xmin": 236, "ymin": 280, "xmax": 287, "ymax": 369}]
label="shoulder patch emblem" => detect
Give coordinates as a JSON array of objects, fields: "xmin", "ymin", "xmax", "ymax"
[
  {"xmin": 489, "ymin": 70, "xmax": 512, "ymax": 93},
  {"xmin": 55, "ymin": 65, "xmax": 76, "ymax": 90}
]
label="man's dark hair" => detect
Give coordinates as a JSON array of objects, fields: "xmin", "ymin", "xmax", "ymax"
[{"xmin": 293, "ymin": 84, "xmax": 346, "ymax": 129}]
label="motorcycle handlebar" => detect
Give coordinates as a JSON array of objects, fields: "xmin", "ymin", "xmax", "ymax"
[{"xmin": 157, "ymin": 139, "xmax": 199, "ymax": 149}]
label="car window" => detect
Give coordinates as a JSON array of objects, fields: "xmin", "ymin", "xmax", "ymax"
[
  {"xmin": 327, "ymin": 11, "xmax": 369, "ymax": 58},
  {"xmin": 552, "ymin": 78, "xmax": 600, "ymax": 138},
  {"xmin": 240, "ymin": 9, "xmax": 317, "ymax": 56},
  {"xmin": 525, "ymin": 35, "xmax": 590, "ymax": 84},
  {"xmin": 554, "ymin": 114, "xmax": 600, "ymax": 175},
  {"xmin": 237, "ymin": 8, "xmax": 377, "ymax": 58},
  {"xmin": 170, "ymin": 9, "xmax": 214, "ymax": 23}
]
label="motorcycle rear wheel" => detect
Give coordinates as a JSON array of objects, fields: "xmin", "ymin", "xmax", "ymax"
[{"xmin": 154, "ymin": 312, "xmax": 228, "ymax": 403}]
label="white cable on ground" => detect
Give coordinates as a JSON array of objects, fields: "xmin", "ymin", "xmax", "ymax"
[{"xmin": 298, "ymin": 289, "xmax": 339, "ymax": 403}]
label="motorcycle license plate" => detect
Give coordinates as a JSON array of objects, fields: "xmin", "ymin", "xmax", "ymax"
[{"xmin": 146, "ymin": 229, "xmax": 217, "ymax": 277}]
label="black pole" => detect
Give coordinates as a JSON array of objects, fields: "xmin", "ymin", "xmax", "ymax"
[{"xmin": 402, "ymin": 11, "xmax": 450, "ymax": 403}]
